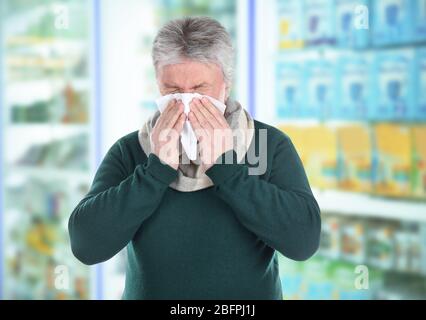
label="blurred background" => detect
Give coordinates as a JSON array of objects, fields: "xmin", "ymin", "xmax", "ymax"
[{"xmin": 0, "ymin": 0, "xmax": 425, "ymax": 300}]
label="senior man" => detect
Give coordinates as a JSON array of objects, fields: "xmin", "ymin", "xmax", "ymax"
[{"xmin": 69, "ymin": 17, "xmax": 321, "ymax": 300}]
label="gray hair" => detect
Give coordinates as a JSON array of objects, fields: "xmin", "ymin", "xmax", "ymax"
[{"xmin": 152, "ymin": 16, "xmax": 235, "ymax": 87}]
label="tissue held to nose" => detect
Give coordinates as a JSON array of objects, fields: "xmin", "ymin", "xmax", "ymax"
[{"xmin": 155, "ymin": 93, "xmax": 227, "ymax": 160}]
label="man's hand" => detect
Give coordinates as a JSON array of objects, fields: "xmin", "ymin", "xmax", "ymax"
[
  {"xmin": 151, "ymin": 99, "xmax": 186, "ymax": 170},
  {"xmin": 188, "ymin": 97, "xmax": 233, "ymax": 171}
]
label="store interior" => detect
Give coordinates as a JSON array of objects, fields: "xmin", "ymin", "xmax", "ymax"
[{"xmin": 0, "ymin": 0, "xmax": 425, "ymax": 299}]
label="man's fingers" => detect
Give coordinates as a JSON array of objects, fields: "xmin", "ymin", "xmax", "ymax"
[
  {"xmin": 163, "ymin": 101, "xmax": 184, "ymax": 129},
  {"xmin": 163, "ymin": 99, "xmax": 178, "ymax": 116},
  {"xmin": 200, "ymin": 97, "xmax": 228, "ymax": 128},
  {"xmin": 156, "ymin": 99, "xmax": 175, "ymax": 127},
  {"xmin": 158, "ymin": 99, "xmax": 179, "ymax": 126},
  {"xmin": 173, "ymin": 112, "xmax": 187, "ymax": 134},
  {"xmin": 188, "ymin": 111, "xmax": 209, "ymax": 143},
  {"xmin": 191, "ymin": 100, "xmax": 215, "ymax": 130}
]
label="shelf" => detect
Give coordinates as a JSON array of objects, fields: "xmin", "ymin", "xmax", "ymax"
[
  {"xmin": 311, "ymin": 252, "xmax": 426, "ymax": 278},
  {"xmin": 274, "ymin": 41, "xmax": 426, "ymax": 55},
  {"xmin": 6, "ymin": 80, "xmax": 89, "ymax": 105},
  {"xmin": 8, "ymin": 123, "xmax": 89, "ymax": 129},
  {"xmin": 274, "ymin": 119, "xmax": 426, "ymax": 127},
  {"xmin": 7, "ymin": 78, "xmax": 90, "ymax": 90},
  {"xmin": 7, "ymin": 36, "xmax": 86, "ymax": 48},
  {"xmin": 314, "ymin": 189, "xmax": 426, "ymax": 223},
  {"xmin": 7, "ymin": 56, "xmax": 69, "ymax": 69},
  {"xmin": 5, "ymin": 166, "xmax": 91, "ymax": 183},
  {"xmin": 6, "ymin": 124, "xmax": 89, "ymax": 142}
]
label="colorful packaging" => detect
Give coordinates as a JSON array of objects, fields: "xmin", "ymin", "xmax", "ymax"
[
  {"xmin": 305, "ymin": 60, "xmax": 337, "ymax": 120},
  {"xmin": 413, "ymin": 0, "xmax": 426, "ymax": 42},
  {"xmin": 278, "ymin": 125, "xmax": 338, "ymax": 189},
  {"xmin": 373, "ymin": 124, "xmax": 412, "ymax": 197},
  {"xmin": 320, "ymin": 216, "xmax": 341, "ymax": 259},
  {"xmin": 276, "ymin": 126, "xmax": 305, "ymax": 161},
  {"xmin": 394, "ymin": 228, "xmax": 423, "ymax": 273},
  {"xmin": 277, "ymin": 0, "xmax": 305, "ymax": 50},
  {"xmin": 411, "ymin": 125, "xmax": 426, "ymax": 198},
  {"xmin": 372, "ymin": 0, "xmax": 414, "ymax": 45},
  {"xmin": 366, "ymin": 223, "xmax": 395, "ymax": 270},
  {"xmin": 335, "ymin": 55, "xmax": 372, "ymax": 120},
  {"xmin": 340, "ymin": 219, "xmax": 366, "ymax": 264},
  {"xmin": 421, "ymin": 225, "xmax": 426, "ymax": 277},
  {"xmin": 415, "ymin": 49, "xmax": 426, "ymax": 120},
  {"xmin": 303, "ymin": 257, "xmax": 334, "ymax": 300},
  {"xmin": 371, "ymin": 51, "xmax": 415, "ymax": 121},
  {"xmin": 337, "ymin": 125, "xmax": 373, "ymax": 192},
  {"xmin": 304, "ymin": 0, "xmax": 336, "ymax": 46},
  {"xmin": 394, "ymin": 231, "xmax": 411, "ymax": 271},
  {"xmin": 335, "ymin": 0, "xmax": 370, "ymax": 48},
  {"xmin": 330, "ymin": 261, "xmax": 383, "ymax": 300},
  {"xmin": 276, "ymin": 62, "xmax": 305, "ymax": 119}
]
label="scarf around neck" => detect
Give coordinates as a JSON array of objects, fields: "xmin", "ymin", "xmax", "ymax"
[{"xmin": 138, "ymin": 98, "xmax": 255, "ymax": 192}]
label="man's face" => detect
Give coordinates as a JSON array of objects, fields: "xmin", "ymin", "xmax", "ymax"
[{"xmin": 157, "ymin": 59, "xmax": 228, "ymax": 103}]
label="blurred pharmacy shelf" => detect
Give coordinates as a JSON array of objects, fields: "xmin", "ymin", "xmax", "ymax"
[
  {"xmin": 314, "ymin": 189, "xmax": 426, "ymax": 223},
  {"xmin": 0, "ymin": 0, "xmax": 99, "ymax": 300},
  {"xmin": 255, "ymin": 0, "xmax": 426, "ymax": 300},
  {"xmin": 5, "ymin": 166, "xmax": 90, "ymax": 183},
  {"xmin": 2, "ymin": 0, "xmax": 424, "ymax": 301},
  {"xmin": 0, "ymin": 0, "xmax": 5, "ymax": 301}
]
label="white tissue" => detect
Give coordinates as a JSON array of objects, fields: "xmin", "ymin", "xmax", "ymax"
[{"xmin": 155, "ymin": 93, "xmax": 227, "ymax": 160}]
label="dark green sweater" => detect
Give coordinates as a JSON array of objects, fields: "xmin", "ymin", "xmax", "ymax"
[{"xmin": 68, "ymin": 120, "xmax": 321, "ymax": 300}]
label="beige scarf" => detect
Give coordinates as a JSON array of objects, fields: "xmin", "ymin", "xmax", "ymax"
[{"xmin": 138, "ymin": 98, "xmax": 255, "ymax": 192}]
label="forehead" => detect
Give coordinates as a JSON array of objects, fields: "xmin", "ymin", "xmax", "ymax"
[{"xmin": 158, "ymin": 60, "xmax": 223, "ymax": 87}]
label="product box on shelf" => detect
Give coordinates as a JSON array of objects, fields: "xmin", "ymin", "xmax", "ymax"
[
  {"xmin": 394, "ymin": 227, "xmax": 423, "ymax": 274},
  {"xmin": 366, "ymin": 223, "xmax": 396, "ymax": 270},
  {"xmin": 305, "ymin": 60, "xmax": 337, "ymax": 120},
  {"xmin": 335, "ymin": 55, "xmax": 372, "ymax": 120},
  {"xmin": 278, "ymin": 125, "xmax": 339, "ymax": 189},
  {"xmin": 15, "ymin": 133, "xmax": 89, "ymax": 170},
  {"xmin": 304, "ymin": 0, "xmax": 336, "ymax": 46},
  {"xmin": 371, "ymin": 51, "xmax": 415, "ymax": 121},
  {"xmin": 337, "ymin": 125, "xmax": 373, "ymax": 193},
  {"xmin": 413, "ymin": 0, "xmax": 426, "ymax": 42},
  {"xmin": 276, "ymin": 62, "xmax": 305, "ymax": 119},
  {"xmin": 411, "ymin": 125, "xmax": 426, "ymax": 198},
  {"xmin": 415, "ymin": 49, "xmax": 426, "ymax": 120},
  {"xmin": 4, "ymin": 177, "xmax": 91, "ymax": 299},
  {"xmin": 340, "ymin": 219, "xmax": 366, "ymax": 264},
  {"xmin": 335, "ymin": 0, "xmax": 370, "ymax": 48},
  {"xmin": 331, "ymin": 261, "xmax": 383, "ymax": 299},
  {"xmin": 372, "ymin": 0, "xmax": 415, "ymax": 46},
  {"xmin": 303, "ymin": 257, "xmax": 334, "ymax": 300},
  {"xmin": 277, "ymin": 0, "xmax": 305, "ymax": 50},
  {"xmin": 319, "ymin": 216, "xmax": 341, "ymax": 259},
  {"xmin": 10, "ymin": 82, "xmax": 89, "ymax": 124},
  {"xmin": 373, "ymin": 124, "xmax": 412, "ymax": 197}
]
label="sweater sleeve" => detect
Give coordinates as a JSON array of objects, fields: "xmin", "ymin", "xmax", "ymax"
[
  {"xmin": 68, "ymin": 140, "xmax": 178, "ymax": 265},
  {"xmin": 205, "ymin": 134, "xmax": 321, "ymax": 261}
]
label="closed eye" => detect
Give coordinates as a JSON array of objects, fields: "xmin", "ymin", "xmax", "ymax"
[{"xmin": 193, "ymin": 84, "xmax": 209, "ymax": 90}]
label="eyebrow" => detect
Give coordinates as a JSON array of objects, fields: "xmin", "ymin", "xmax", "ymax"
[{"xmin": 163, "ymin": 82, "xmax": 210, "ymax": 89}]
